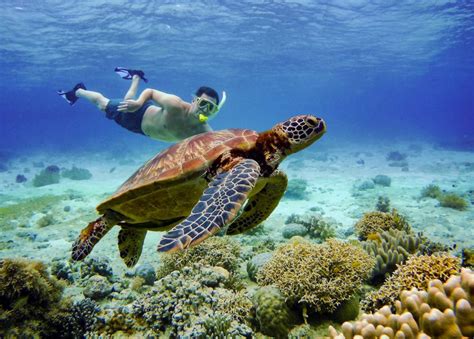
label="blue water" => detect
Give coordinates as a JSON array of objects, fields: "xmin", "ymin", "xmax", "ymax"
[{"xmin": 1, "ymin": 1, "xmax": 473, "ymax": 154}]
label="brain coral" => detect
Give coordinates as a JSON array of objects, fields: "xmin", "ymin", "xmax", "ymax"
[
  {"xmin": 362, "ymin": 253, "xmax": 461, "ymax": 313},
  {"xmin": 355, "ymin": 209, "xmax": 411, "ymax": 240},
  {"xmin": 329, "ymin": 268, "xmax": 474, "ymax": 338},
  {"xmin": 257, "ymin": 238, "xmax": 375, "ymax": 313}
]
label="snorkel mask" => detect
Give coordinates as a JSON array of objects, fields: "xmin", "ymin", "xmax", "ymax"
[{"xmin": 194, "ymin": 91, "xmax": 227, "ymax": 123}]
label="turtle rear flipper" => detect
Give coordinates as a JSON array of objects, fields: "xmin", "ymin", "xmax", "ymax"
[
  {"xmin": 118, "ymin": 228, "xmax": 147, "ymax": 267},
  {"xmin": 227, "ymin": 170, "xmax": 287, "ymax": 235},
  {"xmin": 157, "ymin": 159, "xmax": 261, "ymax": 253}
]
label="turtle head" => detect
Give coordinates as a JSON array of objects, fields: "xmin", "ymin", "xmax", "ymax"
[{"xmin": 276, "ymin": 115, "xmax": 326, "ymax": 154}]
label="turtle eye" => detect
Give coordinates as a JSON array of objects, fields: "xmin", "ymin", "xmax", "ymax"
[{"xmin": 306, "ymin": 117, "xmax": 318, "ymax": 127}]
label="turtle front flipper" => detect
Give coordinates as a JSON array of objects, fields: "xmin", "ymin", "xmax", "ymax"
[
  {"xmin": 227, "ymin": 170, "xmax": 288, "ymax": 235},
  {"xmin": 71, "ymin": 210, "xmax": 119, "ymax": 261},
  {"xmin": 157, "ymin": 159, "xmax": 261, "ymax": 253},
  {"xmin": 118, "ymin": 228, "xmax": 147, "ymax": 267}
]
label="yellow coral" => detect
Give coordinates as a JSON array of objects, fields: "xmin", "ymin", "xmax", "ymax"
[
  {"xmin": 355, "ymin": 209, "xmax": 411, "ymax": 240},
  {"xmin": 362, "ymin": 253, "xmax": 461, "ymax": 313},
  {"xmin": 257, "ymin": 238, "xmax": 375, "ymax": 313},
  {"xmin": 329, "ymin": 268, "xmax": 474, "ymax": 338}
]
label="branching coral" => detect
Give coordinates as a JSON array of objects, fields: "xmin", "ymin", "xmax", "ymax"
[
  {"xmin": 285, "ymin": 213, "xmax": 337, "ymax": 242},
  {"xmin": 363, "ymin": 229, "xmax": 422, "ymax": 283},
  {"xmin": 157, "ymin": 236, "xmax": 241, "ymax": 279},
  {"xmin": 354, "ymin": 209, "xmax": 411, "ymax": 240},
  {"xmin": 362, "ymin": 253, "xmax": 461, "ymax": 313},
  {"xmin": 132, "ymin": 264, "xmax": 253, "ymax": 337},
  {"xmin": 329, "ymin": 268, "xmax": 474, "ymax": 338},
  {"xmin": 257, "ymin": 238, "xmax": 375, "ymax": 313}
]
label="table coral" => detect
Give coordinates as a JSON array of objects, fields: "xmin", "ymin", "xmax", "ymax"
[
  {"xmin": 257, "ymin": 238, "xmax": 375, "ymax": 314},
  {"xmin": 329, "ymin": 268, "xmax": 474, "ymax": 338}
]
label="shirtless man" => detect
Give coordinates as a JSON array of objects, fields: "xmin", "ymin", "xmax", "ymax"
[{"xmin": 57, "ymin": 68, "xmax": 226, "ymax": 142}]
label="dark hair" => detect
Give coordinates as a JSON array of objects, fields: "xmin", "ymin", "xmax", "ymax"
[{"xmin": 195, "ymin": 86, "xmax": 219, "ymax": 105}]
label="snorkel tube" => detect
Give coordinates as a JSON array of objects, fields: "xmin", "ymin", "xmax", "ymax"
[{"xmin": 198, "ymin": 91, "xmax": 227, "ymax": 123}]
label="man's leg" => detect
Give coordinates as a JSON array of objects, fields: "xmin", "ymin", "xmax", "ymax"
[
  {"xmin": 76, "ymin": 89, "xmax": 110, "ymax": 111},
  {"xmin": 123, "ymin": 75, "xmax": 141, "ymax": 100}
]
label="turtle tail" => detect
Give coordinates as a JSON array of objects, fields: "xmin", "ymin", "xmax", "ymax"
[{"xmin": 72, "ymin": 216, "xmax": 114, "ymax": 261}]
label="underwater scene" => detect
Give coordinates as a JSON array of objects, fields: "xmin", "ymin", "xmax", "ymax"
[{"xmin": 1, "ymin": 1, "xmax": 473, "ymax": 338}]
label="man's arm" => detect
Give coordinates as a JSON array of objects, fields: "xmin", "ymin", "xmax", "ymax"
[{"xmin": 118, "ymin": 89, "xmax": 184, "ymax": 113}]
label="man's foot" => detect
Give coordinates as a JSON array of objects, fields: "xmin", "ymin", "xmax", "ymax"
[
  {"xmin": 114, "ymin": 67, "xmax": 148, "ymax": 83},
  {"xmin": 57, "ymin": 83, "xmax": 86, "ymax": 105}
]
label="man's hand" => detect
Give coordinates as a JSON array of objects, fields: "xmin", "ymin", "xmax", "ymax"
[{"xmin": 118, "ymin": 99, "xmax": 142, "ymax": 113}]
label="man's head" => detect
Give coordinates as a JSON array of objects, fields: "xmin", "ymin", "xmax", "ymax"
[{"xmin": 192, "ymin": 86, "xmax": 221, "ymax": 122}]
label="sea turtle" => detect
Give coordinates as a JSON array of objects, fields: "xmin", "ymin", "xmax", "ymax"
[{"xmin": 72, "ymin": 115, "xmax": 326, "ymax": 267}]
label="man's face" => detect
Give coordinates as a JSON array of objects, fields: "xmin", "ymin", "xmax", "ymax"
[{"xmin": 192, "ymin": 94, "xmax": 218, "ymax": 122}]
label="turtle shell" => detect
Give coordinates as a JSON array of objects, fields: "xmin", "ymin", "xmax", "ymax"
[{"xmin": 97, "ymin": 129, "xmax": 258, "ymax": 223}]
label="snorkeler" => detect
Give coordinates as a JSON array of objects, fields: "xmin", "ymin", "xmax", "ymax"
[{"xmin": 57, "ymin": 68, "xmax": 226, "ymax": 142}]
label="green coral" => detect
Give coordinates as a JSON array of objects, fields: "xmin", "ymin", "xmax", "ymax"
[
  {"xmin": 62, "ymin": 166, "xmax": 92, "ymax": 180},
  {"xmin": 354, "ymin": 209, "xmax": 411, "ymax": 240},
  {"xmin": 439, "ymin": 193, "xmax": 469, "ymax": 211},
  {"xmin": 32, "ymin": 166, "xmax": 60, "ymax": 187},
  {"xmin": 257, "ymin": 238, "xmax": 375, "ymax": 314},
  {"xmin": 0, "ymin": 258, "xmax": 97, "ymax": 337},
  {"xmin": 363, "ymin": 229, "xmax": 422, "ymax": 284},
  {"xmin": 361, "ymin": 253, "xmax": 461, "ymax": 313},
  {"xmin": 252, "ymin": 286, "xmax": 297, "ymax": 337},
  {"xmin": 157, "ymin": 237, "xmax": 242, "ymax": 279},
  {"xmin": 420, "ymin": 184, "xmax": 443, "ymax": 199}
]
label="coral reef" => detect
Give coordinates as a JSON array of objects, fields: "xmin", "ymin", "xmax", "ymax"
[
  {"xmin": 375, "ymin": 195, "xmax": 390, "ymax": 212},
  {"xmin": 252, "ymin": 286, "xmax": 298, "ymax": 337},
  {"xmin": 15, "ymin": 174, "xmax": 27, "ymax": 183},
  {"xmin": 363, "ymin": 229, "xmax": 422, "ymax": 284},
  {"xmin": 157, "ymin": 236, "xmax": 242, "ymax": 279},
  {"xmin": 32, "ymin": 165, "xmax": 60, "ymax": 187},
  {"xmin": 0, "ymin": 258, "xmax": 99, "ymax": 337},
  {"xmin": 0, "ymin": 258, "xmax": 64, "ymax": 328},
  {"xmin": 362, "ymin": 253, "xmax": 461, "ymax": 313},
  {"xmin": 439, "ymin": 193, "xmax": 469, "ymax": 211},
  {"xmin": 420, "ymin": 184, "xmax": 443, "ymax": 199},
  {"xmin": 284, "ymin": 178, "xmax": 309, "ymax": 200},
  {"xmin": 462, "ymin": 248, "xmax": 474, "ymax": 269},
  {"xmin": 329, "ymin": 268, "xmax": 474, "ymax": 338},
  {"xmin": 62, "ymin": 166, "xmax": 92, "ymax": 180},
  {"xmin": 386, "ymin": 151, "xmax": 407, "ymax": 162},
  {"xmin": 373, "ymin": 174, "xmax": 391, "ymax": 187},
  {"xmin": 257, "ymin": 238, "xmax": 375, "ymax": 314},
  {"xmin": 354, "ymin": 209, "xmax": 411, "ymax": 240},
  {"xmin": 247, "ymin": 252, "xmax": 273, "ymax": 282},
  {"xmin": 132, "ymin": 264, "xmax": 253, "ymax": 337},
  {"xmin": 285, "ymin": 213, "xmax": 337, "ymax": 242}
]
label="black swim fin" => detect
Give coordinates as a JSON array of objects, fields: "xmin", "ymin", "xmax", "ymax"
[
  {"xmin": 114, "ymin": 67, "xmax": 148, "ymax": 83},
  {"xmin": 57, "ymin": 83, "xmax": 86, "ymax": 105}
]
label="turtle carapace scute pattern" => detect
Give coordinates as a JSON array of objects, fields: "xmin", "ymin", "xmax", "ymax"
[{"xmin": 71, "ymin": 115, "xmax": 326, "ymax": 267}]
